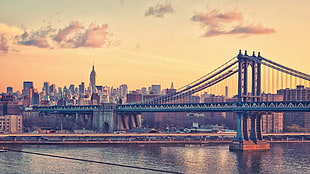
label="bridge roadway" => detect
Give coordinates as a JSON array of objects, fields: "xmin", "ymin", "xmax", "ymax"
[
  {"xmin": 117, "ymin": 101, "xmax": 310, "ymax": 112},
  {"xmin": 33, "ymin": 101, "xmax": 310, "ymax": 113}
]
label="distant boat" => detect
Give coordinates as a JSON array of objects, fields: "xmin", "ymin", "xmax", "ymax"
[{"xmin": 0, "ymin": 147, "xmax": 8, "ymax": 152}]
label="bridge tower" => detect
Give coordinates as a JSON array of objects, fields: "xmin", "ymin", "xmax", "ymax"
[
  {"xmin": 93, "ymin": 103, "xmax": 142, "ymax": 132},
  {"xmin": 93, "ymin": 103, "xmax": 117, "ymax": 133},
  {"xmin": 231, "ymin": 50, "xmax": 270, "ymax": 151}
]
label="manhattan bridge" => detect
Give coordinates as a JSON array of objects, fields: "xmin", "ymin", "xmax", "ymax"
[{"xmin": 33, "ymin": 50, "xmax": 310, "ymax": 146}]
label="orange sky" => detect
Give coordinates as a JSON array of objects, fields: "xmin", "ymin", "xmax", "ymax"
[{"xmin": 1, "ymin": 0, "xmax": 310, "ymax": 93}]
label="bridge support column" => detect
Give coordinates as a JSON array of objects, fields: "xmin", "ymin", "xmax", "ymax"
[
  {"xmin": 123, "ymin": 115, "xmax": 130, "ymax": 130},
  {"xmin": 243, "ymin": 114, "xmax": 249, "ymax": 141},
  {"xmin": 117, "ymin": 113, "xmax": 142, "ymax": 131},
  {"xmin": 136, "ymin": 114, "xmax": 142, "ymax": 127},
  {"xmin": 250, "ymin": 115, "xmax": 257, "ymax": 142},
  {"xmin": 130, "ymin": 115, "xmax": 137, "ymax": 128},
  {"xmin": 256, "ymin": 114, "xmax": 262, "ymax": 140},
  {"xmin": 119, "ymin": 114, "xmax": 126, "ymax": 130},
  {"xmin": 236, "ymin": 112, "xmax": 243, "ymax": 141},
  {"xmin": 75, "ymin": 112, "xmax": 79, "ymax": 122},
  {"xmin": 118, "ymin": 113, "xmax": 142, "ymax": 131}
]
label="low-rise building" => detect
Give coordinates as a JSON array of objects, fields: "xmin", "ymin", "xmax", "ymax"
[{"xmin": 0, "ymin": 115, "xmax": 23, "ymax": 133}]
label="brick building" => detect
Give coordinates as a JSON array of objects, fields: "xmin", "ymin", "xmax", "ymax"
[
  {"xmin": 261, "ymin": 93, "xmax": 284, "ymax": 133},
  {"xmin": 277, "ymin": 85, "xmax": 310, "ymax": 132},
  {"xmin": 0, "ymin": 115, "xmax": 23, "ymax": 133}
]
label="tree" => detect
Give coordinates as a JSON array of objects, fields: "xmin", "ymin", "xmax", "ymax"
[{"xmin": 284, "ymin": 124, "xmax": 306, "ymax": 132}]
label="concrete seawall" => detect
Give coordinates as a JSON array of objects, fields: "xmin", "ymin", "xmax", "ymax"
[{"xmin": 0, "ymin": 140, "xmax": 309, "ymax": 145}]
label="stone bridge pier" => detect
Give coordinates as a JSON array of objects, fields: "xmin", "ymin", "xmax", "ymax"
[
  {"xmin": 92, "ymin": 103, "xmax": 142, "ymax": 133},
  {"xmin": 230, "ymin": 112, "xmax": 270, "ymax": 151},
  {"xmin": 118, "ymin": 113, "xmax": 142, "ymax": 131}
]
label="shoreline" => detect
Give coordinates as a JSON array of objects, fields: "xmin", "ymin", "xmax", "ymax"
[
  {"xmin": 1, "ymin": 140, "xmax": 309, "ymax": 145},
  {"xmin": 1, "ymin": 132, "xmax": 309, "ymax": 145}
]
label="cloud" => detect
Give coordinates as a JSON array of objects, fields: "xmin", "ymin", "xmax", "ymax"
[
  {"xmin": 203, "ymin": 24, "xmax": 276, "ymax": 37},
  {"xmin": 0, "ymin": 34, "xmax": 9, "ymax": 53},
  {"xmin": 53, "ymin": 22, "xmax": 110, "ymax": 48},
  {"xmin": 145, "ymin": 0, "xmax": 175, "ymax": 18},
  {"xmin": 18, "ymin": 36, "xmax": 50, "ymax": 48},
  {"xmin": 0, "ymin": 23, "xmax": 24, "ymax": 35},
  {"xmin": 191, "ymin": 9, "xmax": 242, "ymax": 28},
  {"xmin": 54, "ymin": 21, "xmax": 83, "ymax": 42},
  {"xmin": 229, "ymin": 24, "xmax": 276, "ymax": 35},
  {"xmin": 17, "ymin": 26, "xmax": 55, "ymax": 48},
  {"xmin": 0, "ymin": 21, "xmax": 116, "ymax": 50},
  {"xmin": 191, "ymin": 9, "xmax": 275, "ymax": 37},
  {"xmin": 0, "ymin": 21, "xmax": 116, "ymax": 53},
  {"xmin": 80, "ymin": 23, "xmax": 109, "ymax": 48},
  {"xmin": 202, "ymin": 29, "xmax": 226, "ymax": 37},
  {"xmin": 0, "ymin": 23, "xmax": 24, "ymax": 54}
]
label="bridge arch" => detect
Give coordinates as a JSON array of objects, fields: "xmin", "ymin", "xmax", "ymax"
[{"xmin": 103, "ymin": 122, "xmax": 109, "ymax": 133}]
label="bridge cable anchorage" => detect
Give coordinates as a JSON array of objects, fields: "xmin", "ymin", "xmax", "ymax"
[{"xmin": 4, "ymin": 148, "xmax": 184, "ymax": 174}]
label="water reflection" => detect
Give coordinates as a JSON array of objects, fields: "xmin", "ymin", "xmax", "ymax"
[
  {"xmin": 0, "ymin": 145, "xmax": 27, "ymax": 174},
  {"xmin": 234, "ymin": 151, "xmax": 266, "ymax": 174},
  {"xmin": 232, "ymin": 143, "xmax": 310, "ymax": 174},
  {"xmin": 0, "ymin": 143, "xmax": 309, "ymax": 174}
]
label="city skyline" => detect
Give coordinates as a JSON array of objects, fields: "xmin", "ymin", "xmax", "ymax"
[{"xmin": 1, "ymin": 0, "xmax": 310, "ymax": 93}]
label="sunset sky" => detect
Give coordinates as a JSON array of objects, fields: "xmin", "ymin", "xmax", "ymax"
[{"xmin": 1, "ymin": 0, "xmax": 310, "ymax": 93}]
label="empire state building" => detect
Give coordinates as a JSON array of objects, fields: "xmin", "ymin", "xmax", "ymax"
[{"xmin": 89, "ymin": 65, "xmax": 97, "ymax": 93}]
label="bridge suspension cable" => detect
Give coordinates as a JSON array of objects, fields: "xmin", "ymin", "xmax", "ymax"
[
  {"xmin": 245, "ymin": 55, "xmax": 310, "ymax": 81},
  {"xmin": 239, "ymin": 54, "xmax": 310, "ymax": 94},
  {"xmin": 164, "ymin": 64, "xmax": 238, "ymax": 102},
  {"xmin": 177, "ymin": 56, "xmax": 237, "ymax": 91},
  {"xmin": 143, "ymin": 58, "xmax": 238, "ymax": 104},
  {"xmin": 260, "ymin": 57, "xmax": 310, "ymax": 80},
  {"xmin": 141, "ymin": 51, "xmax": 310, "ymax": 104}
]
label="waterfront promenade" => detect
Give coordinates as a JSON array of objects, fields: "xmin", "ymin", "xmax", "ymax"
[{"xmin": 0, "ymin": 132, "xmax": 309, "ymax": 144}]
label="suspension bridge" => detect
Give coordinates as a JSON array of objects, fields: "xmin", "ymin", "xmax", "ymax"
[{"xmin": 32, "ymin": 50, "xmax": 310, "ymax": 150}]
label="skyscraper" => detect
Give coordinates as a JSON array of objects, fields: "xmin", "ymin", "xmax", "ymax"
[
  {"xmin": 43, "ymin": 82, "xmax": 50, "ymax": 96},
  {"xmin": 119, "ymin": 84, "xmax": 128, "ymax": 97},
  {"xmin": 6, "ymin": 87, "xmax": 13, "ymax": 94},
  {"xmin": 79, "ymin": 82, "xmax": 85, "ymax": 94},
  {"xmin": 89, "ymin": 65, "xmax": 97, "ymax": 93},
  {"xmin": 69, "ymin": 84, "xmax": 75, "ymax": 95},
  {"xmin": 23, "ymin": 81, "xmax": 33, "ymax": 90},
  {"xmin": 49, "ymin": 84, "xmax": 56, "ymax": 96},
  {"xmin": 32, "ymin": 89, "xmax": 40, "ymax": 105},
  {"xmin": 164, "ymin": 82, "xmax": 176, "ymax": 95},
  {"xmin": 150, "ymin": 85, "xmax": 161, "ymax": 95},
  {"xmin": 22, "ymin": 81, "xmax": 34, "ymax": 99}
]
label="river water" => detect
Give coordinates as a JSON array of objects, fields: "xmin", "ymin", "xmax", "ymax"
[{"xmin": 0, "ymin": 143, "xmax": 309, "ymax": 174}]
